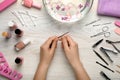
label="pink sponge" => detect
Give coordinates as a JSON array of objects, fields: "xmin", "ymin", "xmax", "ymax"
[
  {"xmin": 115, "ymin": 21, "xmax": 120, "ymax": 28},
  {"xmin": 114, "ymin": 28, "xmax": 120, "ymax": 35}
]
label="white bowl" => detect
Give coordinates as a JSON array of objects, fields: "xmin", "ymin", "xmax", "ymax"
[{"xmin": 43, "ymin": 0, "xmax": 93, "ymax": 23}]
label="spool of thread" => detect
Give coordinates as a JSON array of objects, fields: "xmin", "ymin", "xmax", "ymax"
[
  {"xmin": 15, "ymin": 57, "xmax": 23, "ymax": 64},
  {"xmin": 2, "ymin": 32, "xmax": 12, "ymax": 39},
  {"xmin": 15, "ymin": 29, "xmax": 23, "ymax": 37}
]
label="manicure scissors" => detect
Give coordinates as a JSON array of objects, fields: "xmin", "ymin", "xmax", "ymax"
[{"xmin": 91, "ymin": 26, "xmax": 111, "ymax": 38}]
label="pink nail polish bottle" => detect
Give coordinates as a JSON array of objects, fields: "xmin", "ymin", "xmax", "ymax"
[
  {"xmin": 14, "ymin": 39, "xmax": 31, "ymax": 51},
  {"xmin": 22, "ymin": 0, "xmax": 42, "ymax": 9}
]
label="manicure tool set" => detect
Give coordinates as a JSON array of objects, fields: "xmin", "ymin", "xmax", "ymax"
[{"xmin": 92, "ymin": 39, "xmax": 120, "ymax": 79}]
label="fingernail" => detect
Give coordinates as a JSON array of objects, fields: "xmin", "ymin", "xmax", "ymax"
[
  {"xmin": 55, "ymin": 44, "xmax": 57, "ymax": 48},
  {"xmin": 55, "ymin": 37, "xmax": 59, "ymax": 39},
  {"xmin": 64, "ymin": 36, "xmax": 67, "ymax": 39},
  {"xmin": 54, "ymin": 36, "xmax": 57, "ymax": 38},
  {"xmin": 66, "ymin": 35, "xmax": 68, "ymax": 37},
  {"xmin": 55, "ymin": 38, "xmax": 58, "ymax": 42},
  {"xmin": 62, "ymin": 36, "xmax": 65, "ymax": 38}
]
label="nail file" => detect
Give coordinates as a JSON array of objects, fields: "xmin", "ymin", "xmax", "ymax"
[
  {"xmin": 0, "ymin": 52, "xmax": 23, "ymax": 80},
  {"xmin": 0, "ymin": 0, "xmax": 17, "ymax": 12},
  {"xmin": 96, "ymin": 61, "xmax": 114, "ymax": 73},
  {"xmin": 114, "ymin": 28, "xmax": 120, "ymax": 35},
  {"xmin": 115, "ymin": 21, "xmax": 120, "ymax": 28}
]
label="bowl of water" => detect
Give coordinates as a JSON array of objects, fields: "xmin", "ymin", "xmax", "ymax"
[{"xmin": 43, "ymin": 0, "xmax": 93, "ymax": 23}]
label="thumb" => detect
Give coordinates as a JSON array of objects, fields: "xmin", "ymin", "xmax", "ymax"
[{"xmin": 50, "ymin": 38, "xmax": 58, "ymax": 53}]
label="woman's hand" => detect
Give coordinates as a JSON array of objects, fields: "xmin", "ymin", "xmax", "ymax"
[
  {"xmin": 40, "ymin": 36, "xmax": 58, "ymax": 67},
  {"xmin": 61, "ymin": 35, "xmax": 80, "ymax": 68},
  {"xmin": 34, "ymin": 35, "xmax": 90, "ymax": 80},
  {"xmin": 34, "ymin": 36, "xmax": 58, "ymax": 80},
  {"xmin": 61, "ymin": 35, "xmax": 90, "ymax": 80}
]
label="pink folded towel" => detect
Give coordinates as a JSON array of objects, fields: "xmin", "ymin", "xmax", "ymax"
[{"xmin": 97, "ymin": 0, "xmax": 120, "ymax": 17}]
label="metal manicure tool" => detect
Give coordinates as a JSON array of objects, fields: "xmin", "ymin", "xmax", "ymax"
[
  {"xmin": 106, "ymin": 40, "xmax": 120, "ymax": 44},
  {"xmin": 106, "ymin": 40, "xmax": 120, "ymax": 53},
  {"xmin": 100, "ymin": 71, "xmax": 111, "ymax": 80},
  {"xmin": 58, "ymin": 32, "xmax": 69, "ymax": 38},
  {"xmin": 100, "ymin": 47, "xmax": 114, "ymax": 63},
  {"xmin": 92, "ymin": 39, "xmax": 103, "ymax": 48},
  {"xmin": 91, "ymin": 26, "xmax": 111, "ymax": 38},
  {"xmin": 93, "ymin": 50, "xmax": 108, "ymax": 65},
  {"xmin": 96, "ymin": 61, "xmax": 114, "ymax": 73},
  {"xmin": 50, "ymin": 32, "xmax": 69, "ymax": 48},
  {"xmin": 100, "ymin": 47, "xmax": 118, "ymax": 55}
]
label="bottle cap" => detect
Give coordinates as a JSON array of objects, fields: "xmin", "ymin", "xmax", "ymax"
[
  {"xmin": 23, "ymin": 39, "xmax": 31, "ymax": 45},
  {"xmin": 15, "ymin": 57, "xmax": 22, "ymax": 64},
  {"xmin": 8, "ymin": 21, "xmax": 15, "ymax": 27},
  {"xmin": 2, "ymin": 32, "xmax": 8, "ymax": 37},
  {"xmin": 15, "ymin": 47, "xmax": 20, "ymax": 51},
  {"xmin": 15, "ymin": 29, "xmax": 22, "ymax": 34}
]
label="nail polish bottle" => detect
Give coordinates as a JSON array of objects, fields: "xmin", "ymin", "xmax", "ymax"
[
  {"xmin": 22, "ymin": 0, "xmax": 42, "ymax": 9},
  {"xmin": 8, "ymin": 21, "xmax": 18, "ymax": 31},
  {"xmin": 15, "ymin": 57, "xmax": 23, "ymax": 65},
  {"xmin": 15, "ymin": 29, "xmax": 23, "ymax": 37},
  {"xmin": 14, "ymin": 39, "xmax": 31, "ymax": 51},
  {"xmin": 2, "ymin": 32, "xmax": 12, "ymax": 39}
]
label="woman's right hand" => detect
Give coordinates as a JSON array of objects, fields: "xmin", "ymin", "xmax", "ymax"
[
  {"xmin": 61, "ymin": 36, "xmax": 90, "ymax": 80},
  {"xmin": 61, "ymin": 35, "xmax": 80, "ymax": 68}
]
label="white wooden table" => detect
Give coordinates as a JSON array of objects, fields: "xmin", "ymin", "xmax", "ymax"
[{"xmin": 0, "ymin": 0, "xmax": 120, "ymax": 80}]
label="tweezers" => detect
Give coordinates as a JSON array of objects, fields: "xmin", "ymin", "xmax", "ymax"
[
  {"xmin": 106, "ymin": 40, "xmax": 120, "ymax": 53},
  {"xmin": 93, "ymin": 50, "xmax": 108, "ymax": 65},
  {"xmin": 106, "ymin": 40, "xmax": 120, "ymax": 44},
  {"xmin": 100, "ymin": 47, "xmax": 118, "ymax": 54},
  {"xmin": 100, "ymin": 47, "xmax": 113, "ymax": 63},
  {"xmin": 100, "ymin": 71, "xmax": 111, "ymax": 80},
  {"xmin": 96, "ymin": 61, "xmax": 114, "ymax": 73}
]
